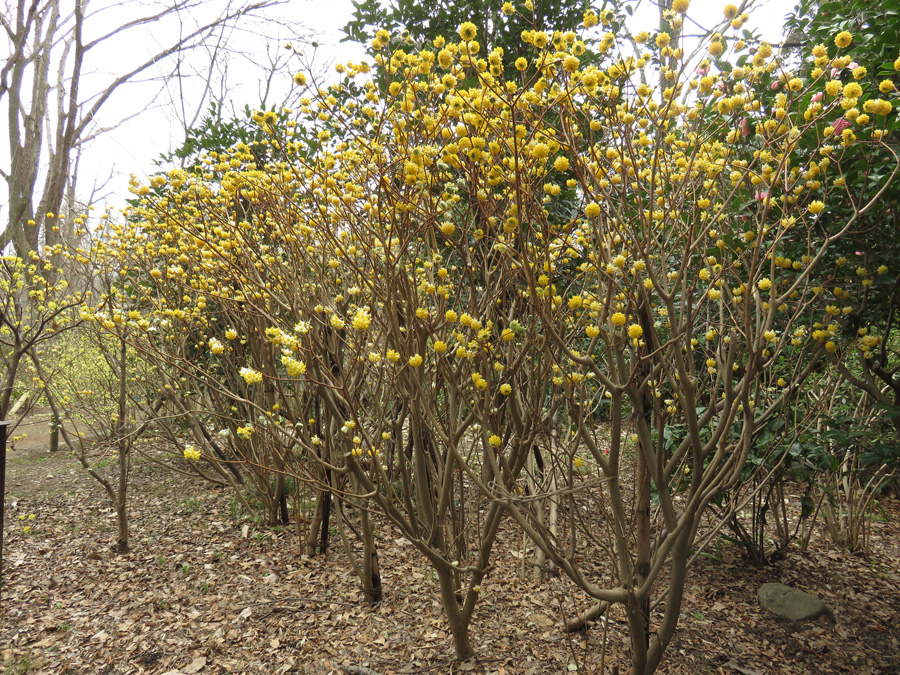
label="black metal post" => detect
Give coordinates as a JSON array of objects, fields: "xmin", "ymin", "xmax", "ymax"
[{"xmin": 0, "ymin": 420, "xmax": 7, "ymax": 603}]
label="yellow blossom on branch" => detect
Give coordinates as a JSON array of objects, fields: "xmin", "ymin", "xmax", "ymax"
[{"xmin": 240, "ymin": 367, "xmax": 263, "ymax": 385}]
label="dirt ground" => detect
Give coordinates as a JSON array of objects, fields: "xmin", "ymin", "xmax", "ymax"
[{"xmin": 2, "ymin": 416, "xmax": 900, "ymax": 675}]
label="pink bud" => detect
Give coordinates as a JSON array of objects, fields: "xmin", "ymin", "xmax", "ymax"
[
  {"xmin": 741, "ymin": 118, "xmax": 752, "ymax": 136},
  {"xmin": 811, "ymin": 91, "xmax": 823, "ymax": 103},
  {"xmin": 754, "ymin": 190, "xmax": 770, "ymax": 202},
  {"xmin": 770, "ymin": 81, "xmax": 781, "ymax": 90},
  {"xmin": 849, "ymin": 62, "xmax": 858, "ymax": 70},
  {"xmin": 830, "ymin": 67, "xmax": 839, "ymax": 78},
  {"xmin": 833, "ymin": 117, "xmax": 852, "ymax": 134}
]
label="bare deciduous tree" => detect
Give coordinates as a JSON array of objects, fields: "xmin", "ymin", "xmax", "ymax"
[{"xmin": 0, "ymin": 0, "xmax": 280, "ymax": 257}]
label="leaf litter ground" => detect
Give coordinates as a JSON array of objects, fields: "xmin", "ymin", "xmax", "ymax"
[{"xmin": 2, "ymin": 438, "xmax": 900, "ymax": 674}]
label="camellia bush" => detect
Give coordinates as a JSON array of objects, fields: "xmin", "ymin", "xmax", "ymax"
[
  {"xmin": 789, "ymin": 0, "xmax": 900, "ymax": 512},
  {"xmin": 92, "ymin": 2, "xmax": 898, "ymax": 672}
]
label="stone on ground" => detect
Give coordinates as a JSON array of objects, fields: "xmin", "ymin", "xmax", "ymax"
[{"xmin": 758, "ymin": 582, "xmax": 829, "ymax": 621}]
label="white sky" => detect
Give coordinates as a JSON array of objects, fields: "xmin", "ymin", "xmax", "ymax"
[
  {"xmin": 73, "ymin": 0, "xmax": 368, "ymax": 207},
  {"xmin": 6, "ymin": 0, "xmax": 791, "ymax": 218}
]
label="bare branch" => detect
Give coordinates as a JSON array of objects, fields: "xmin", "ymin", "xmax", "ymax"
[
  {"xmin": 81, "ymin": 0, "xmax": 212, "ymax": 52},
  {"xmin": 0, "ymin": 0, "xmax": 41, "ymax": 100},
  {"xmin": 73, "ymin": 0, "xmax": 279, "ymax": 141}
]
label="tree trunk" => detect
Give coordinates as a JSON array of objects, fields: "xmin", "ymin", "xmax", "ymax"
[
  {"xmin": 527, "ymin": 445, "xmax": 545, "ymax": 581},
  {"xmin": 630, "ymin": 295, "xmax": 657, "ymax": 673},
  {"xmin": 0, "ymin": 350, "xmax": 23, "ymax": 420},
  {"xmin": 360, "ymin": 503, "xmax": 382, "ymax": 603},
  {"xmin": 631, "ymin": 437, "xmax": 652, "ymax": 674},
  {"xmin": 436, "ymin": 566, "xmax": 475, "ymax": 661},
  {"xmin": 306, "ymin": 487, "xmax": 331, "ymax": 556},
  {"xmin": 115, "ymin": 486, "xmax": 130, "ymax": 553},
  {"xmin": 319, "ymin": 489, "xmax": 332, "ymax": 553},
  {"xmin": 271, "ymin": 469, "xmax": 288, "ymax": 525},
  {"xmin": 114, "ymin": 332, "xmax": 130, "ymax": 553}
]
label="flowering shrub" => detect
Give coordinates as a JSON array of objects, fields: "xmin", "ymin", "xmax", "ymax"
[
  {"xmin": 751, "ymin": 0, "xmax": 900, "ymax": 554},
  {"xmin": 0, "ymin": 253, "xmax": 84, "ymax": 422},
  {"xmin": 97, "ymin": 4, "xmax": 897, "ymax": 671}
]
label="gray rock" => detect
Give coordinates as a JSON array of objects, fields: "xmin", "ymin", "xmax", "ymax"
[{"xmin": 758, "ymin": 582, "xmax": 829, "ymax": 621}]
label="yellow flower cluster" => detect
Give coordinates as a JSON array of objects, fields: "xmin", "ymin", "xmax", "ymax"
[
  {"xmin": 352, "ymin": 307, "xmax": 372, "ymax": 331},
  {"xmin": 240, "ymin": 367, "xmax": 263, "ymax": 385},
  {"xmin": 863, "ymin": 99, "xmax": 893, "ymax": 116},
  {"xmin": 281, "ymin": 354, "xmax": 306, "ymax": 377}
]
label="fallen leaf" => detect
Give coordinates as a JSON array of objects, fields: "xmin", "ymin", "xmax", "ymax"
[{"xmin": 183, "ymin": 656, "xmax": 207, "ymax": 673}]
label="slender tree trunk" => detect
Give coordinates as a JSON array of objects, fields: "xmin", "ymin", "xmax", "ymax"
[
  {"xmin": 436, "ymin": 566, "xmax": 475, "ymax": 660},
  {"xmin": 630, "ymin": 295, "xmax": 658, "ymax": 673},
  {"xmin": 335, "ymin": 476, "xmax": 382, "ymax": 604},
  {"xmin": 319, "ymin": 488, "xmax": 332, "ymax": 553},
  {"xmin": 546, "ymin": 411, "xmax": 560, "ymax": 577},
  {"xmin": 116, "ymin": 458, "xmax": 130, "ymax": 553},
  {"xmin": 113, "ymin": 333, "xmax": 130, "ymax": 553},
  {"xmin": 49, "ymin": 415, "xmax": 59, "ymax": 452},
  {"xmin": 0, "ymin": 350, "xmax": 23, "ymax": 420},
  {"xmin": 271, "ymin": 469, "xmax": 288, "ymax": 525},
  {"xmin": 306, "ymin": 401, "xmax": 331, "ymax": 555},
  {"xmin": 528, "ymin": 446, "xmax": 545, "ymax": 581},
  {"xmin": 633, "ymin": 435, "xmax": 652, "ymax": 670},
  {"xmin": 306, "ymin": 486, "xmax": 331, "ymax": 555},
  {"xmin": 359, "ymin": 504, "xmax": 382, "ymax": 603},
  {"xmin": 646, "ymin": 524, "xmax": 693, "ymax": 672}
]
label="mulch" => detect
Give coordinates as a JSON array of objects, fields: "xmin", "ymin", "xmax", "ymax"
[{"xmin": 2, "ymin": 446, "xmax": 899, "ymax": 675}]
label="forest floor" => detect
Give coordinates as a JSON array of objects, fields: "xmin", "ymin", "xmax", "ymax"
[{"xmin": 2, "ymin": 414, "xmax": 900, "ymax": 675}]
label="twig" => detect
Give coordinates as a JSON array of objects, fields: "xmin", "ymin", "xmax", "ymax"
[
  {"xmin": 240, "ymin": 596, "xmax": 357, "ymax": 609},
  {"xmin": 728, "ymin": 661, "xmax": 763, "ymax": 675},
  {"xmin": 402, "ymin": 659, "xmax": 504, "ymax": 674},
  {"xmin": 565, "ymin": 600, "xmax": 610, "ymax": 632},
  {"xmin": 344, "ymin": 667, "xmax": 386, "ymax": 675}
]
